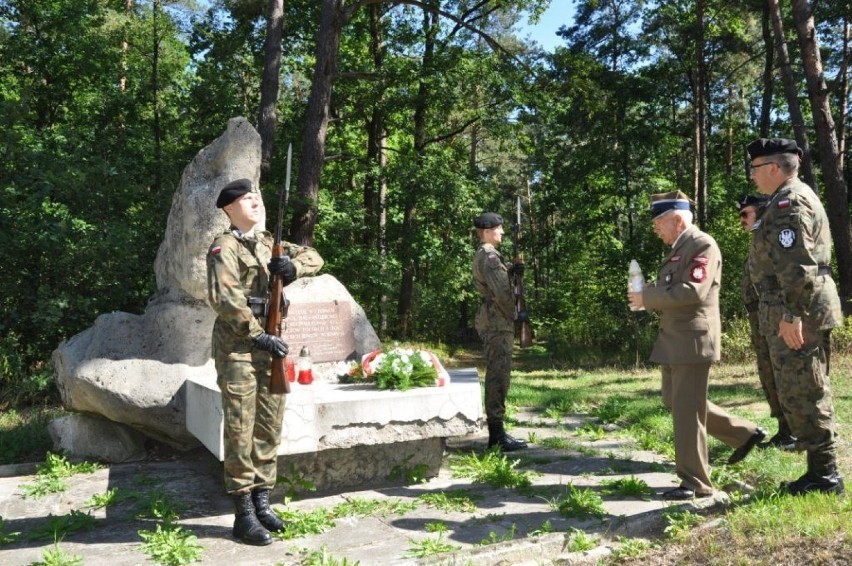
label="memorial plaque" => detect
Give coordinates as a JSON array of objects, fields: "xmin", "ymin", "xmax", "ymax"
[{"xmin": 283, "ymin": 300, "xmax": 356, "ymax": 363}]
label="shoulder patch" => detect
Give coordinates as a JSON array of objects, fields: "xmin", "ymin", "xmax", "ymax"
[
  {"xmin": 210, "ymin": 245, "xmax": 222, "ymax": 255},
  {"xmin": 778, "ymin": 228, "xmax": 797, "ymax": 248},
  {"xmin": 669, "ymin": 255, "xmax": 681, "ymax": 263},
  {"xmin": 690, "ymin": 265, "xmax": 707, "ymax": 282},
  {"xmin": 777, "ymin": 199, "xmax": 791, "ymax": 209}
]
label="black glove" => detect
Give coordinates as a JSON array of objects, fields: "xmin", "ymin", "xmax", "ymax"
[
  {"xmin": 269, "ymin": 256, "xmax": 297, "ymax": 285},
  {"xmin": 516, "ymin": 309, "xmax": 530, "ymax": 323},
  {"xmin": 509, "ymin": 263, "xmax": 525, "ymax": 277},
  {"xmin": 254, "ymin": 333, "xmax": 289, "ymax": 357}
]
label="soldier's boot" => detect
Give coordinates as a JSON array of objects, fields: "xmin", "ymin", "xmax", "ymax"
[
  {"xmin": 781, "ymin": 451, "xmax": 845, "ymax": 496},
  {"xmin": 232, "ymin": 492, "xmax": 273, "ymax": 546},
  {"xmin": 252, "ymin": 488, "xmax": 286, "ymax": 533},
  {"xmin": 487, "ymin": 420, "xmax": 527, "ymax": 452},
  {"xmin": 763, "ymin": 420, "xmax": 797, "ymax": 451}
]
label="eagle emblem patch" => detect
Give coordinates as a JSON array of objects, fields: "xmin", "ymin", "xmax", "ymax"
[
  {"xmin": 778, "ymin": 228, "xmax": 797, "ymax": 248},
  {"xmin": 690, "ymin": 265, "xmax": 706, "ymax": 282}
]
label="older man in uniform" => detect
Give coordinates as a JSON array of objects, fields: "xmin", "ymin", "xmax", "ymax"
[
  {"xmin": 746, "ymin": 138, "xmax": 844, "ymax": 495},
  {"xmin": 737, "ymin": 194, "xmax": 796, "ymax": 450},
  {"xmin": 207, "ymin": 179, "xmax": 324, "ymax": 544},
  {"xmin": 629, "ymin": 191, "xmax": 765, "ymax": 500},
  {"xmin": 472, "ymin": 212, "xmax": 527, "ymax": 452}
]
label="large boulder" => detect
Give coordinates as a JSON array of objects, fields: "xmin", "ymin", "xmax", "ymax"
[{"xmin": 52, "ymin": 118, "xmax": 379, "ymax": 453}]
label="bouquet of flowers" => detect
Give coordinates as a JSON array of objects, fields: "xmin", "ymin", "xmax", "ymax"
[{"xmin": 336, "ymin": 347, "xmax": 449, "ymax": 391}]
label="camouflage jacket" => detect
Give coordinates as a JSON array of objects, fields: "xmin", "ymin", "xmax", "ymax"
[
  {"xmin": 472, "ymin": 243, "xmax": 514, "ymax": 333},
  {"xmin": 207, "ymin": 228, "xmax": 324, "ymax": 361},
  {"xmin": 747, "ymin": 177, "xmax": 841, "ymax": 329}
]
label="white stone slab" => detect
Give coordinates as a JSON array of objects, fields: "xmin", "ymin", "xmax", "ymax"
[{"xmin": 185, "ymin": 368, "xmax": 482, "ymax": 461}]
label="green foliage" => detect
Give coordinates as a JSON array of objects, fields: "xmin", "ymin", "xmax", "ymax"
[
  {"xmin": 663, "ymin": 509, "xmax": 704, "ymax": 542},
  {"xmin": 389, "ymin": 454, "xmax": 430, "ymax": 484},
  {"xmin": 478, "ymin": 523, "xmax": 516, "ymax": 546},
  {"xmin": 564, "ymin": 527, "xmax": 597, "ymax": 552},
  {"xmin": 599, "ymin": 476, "xmax": 653, "ymax": 500},
  {"xmin": 449, "ymin": 450, "xmax": 534, "ymax": 489},
  {"xmin": 544, "ymin": 483, "xmax": 606, "ymax": 520},
  {"xmin": 418, "ymin": 490, "xmax": 480, "ymax": 513},
  {"xmin": 332, "ymin": 497, "xmax": 418, "ymax": 518},
  {"xmin": 276, "ymin": 465, "xmax": 317, "ymax": 500},
  {"xmin": 29, "ymin": 541, "xmax": 84, "ymax": 566},
  {"xmin": 404, "ymin": 529, "xmax": 460, "ymax": 559},
  {"xmin": 298, "ymin": 545, "xmax": 360, "ymax": 566},
  {"xmin": 0, "ymin": 516, "xmax": 20, "ymax": 546},
  {"xmin": 137, "ymin": 523, "xmax": 203, "ymax": 566},
  {"xmin": 21, "ymin": 453, "xmax": 102, "ymax": 499},
  {"xmin": 273, "ymin": 508, "xmax": 336, "ymax": 540},
  {"xmin": 0, "ymin": 406, "xmax": 61, "ymax": 463},
  {"xmin": 134, "ymin": 487, "xmax": 186, "ymax": 523},
  {"xmin": 28, "ymin": 511, "xmax": 97, "ymax": 542},
  {"xmin": 84, "ymin": 487, "xmax": 128, "ymax": 510}
]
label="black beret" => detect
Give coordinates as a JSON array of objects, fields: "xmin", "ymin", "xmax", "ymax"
[
  {"xmin": 736, "ymin": 194, "xmax": 769, "ymax": 210},
  {"xmin": 746, "ymin": 138, "xmax": 803, "ymax": 159},
  {"xmin": 474, "ymin": 212, "xmax": 503, "ymax": 229},
  {"xmin": 216, "ymin": 178, "xmax": 253, "ymax": 208}
]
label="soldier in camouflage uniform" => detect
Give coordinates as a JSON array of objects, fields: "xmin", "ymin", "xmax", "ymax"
[
  {"xmin": 736, "ymin": 194, "xmax": 796, "ymax": 450},
  {"xmin": 746, "ymin": 138, "xmax": 844, "ymax": 495},
  {"xmin": 207, "ymin": 179, "xmax": 324, "ymax": 544},
  {"xmin": 472, "ymin": 212, "xmax": 527, "ymax": 452}
]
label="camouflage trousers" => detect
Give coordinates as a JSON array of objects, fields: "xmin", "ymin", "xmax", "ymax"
[
  {"xmin": 216, "ymin": 358, "xmax": 287, "ymax": 495},
  {"xmin": 480, "ymin": 329, "xmax": 513, "ymax": 423},
  {"xmin": 748, "ymin": 310, "xmax": 786, "ymax": 421},
  {"xmin": 760, "ymin": 317, "xmax": 836, "ymax": 455}
]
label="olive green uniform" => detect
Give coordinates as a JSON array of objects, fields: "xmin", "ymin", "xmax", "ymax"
[
  {"xmin": 472, "ymin": 243, "xmax": 514, "ymax": 423},
  {"xmin": 644, "ymin": 225, "xmax": 758, "ymax": 495},
  {"xmin": 207, "ymin": 228, "xmax": 323, "ymax": 495},
  {"xmin": 747, "ymin": 177, "xmax": 841, "ymax": 459}
]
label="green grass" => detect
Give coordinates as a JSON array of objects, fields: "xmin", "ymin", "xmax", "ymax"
[
  {"xmin": 137, "ymin": 523, "xmax": 203, "ymax": 566},
  {"xmin": 448, "ymin": 450, "xmax": 535, "ymax": 489},
  {"xmin": 0, "ymin": 406, "xmax": 65, "ymax": 464}
]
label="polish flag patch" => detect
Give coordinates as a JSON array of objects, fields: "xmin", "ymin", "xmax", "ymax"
[
  {"xmin": 669, "ymin": 255, "xmax": 681, "ymax": 263},
  {"xmin": 210, "ymin": 246, "xmax": 222, "ymax": 255},
  {"xmin": 690, "ymin": 265, "xmax": 707, "ymax": 282},
  {"xmin": 693, "ymin": 255, "xmax": 709, "ymax": 265},
  {"xmin": 777, "ymin": 199, "xmax": 791, "ymax": 209}
]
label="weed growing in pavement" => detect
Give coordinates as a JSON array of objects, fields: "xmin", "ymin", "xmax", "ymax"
[
  {"xmin": 590, "ymin": 395, "xmax": 630, "ymax": 424},
  {"xmin": 478, "ymin": 523, "xmax": 516, "ymax": 545},
  {"xmin": 599, "ymin": 476, "xmax": 653, "ymax": 499},
  {"xmin": 449, "ymin": 450, "xmax": 534, "ymax": 489},
  {"xmin": 21, "ymin": 453, "xmax": 102, "ymax": 499},
  {"xmin": 333, "ymin": 497, "xmax": 418, "ymax": 518},
  {"xmin": 28, "ymin": 510, "xmax": 97, "ymax": 542},
  {"xmin": 389, "ymin": 455, "xmax": 430, "ymax": 484},
  {"xmin": 277, "ymin": 464, "xmax": 317, "ymax": 500},
  {"xmin": 529, "ymin": 519, "xmax": 554, "ymax": 536},
  {"xmin": 610, "ymin": 536, "xmax": 654, "ymax": 560},
  {"xmin": 134, "ymin": 487, "xmax": 186, "ymax": 523},
  {"xmin": 298, "ymin": 545, "xmax": 360, "ymax": 566},
  {"xmin": 30, "ymin": 539, "xmax": 83, "ymax": 566},
  {"xmin": 137, "ymin": 522, "xmax": 203, "ymax": 566},
  {"xmin": 539, "ymin": 435, "xmax": 600, "ymax": 456},
  {"xmin": 0, "ymin": 516, "xmax": 20, "ymax": 545},
  {"xmin": 662, "ymin": 509, "xmax": 703, "ymax": 542},
  {"xmin": 543, "ymin": 406, "xmax": 562, "ymax": 422},
  {"xmin": 273, "ymin": 507, "xmax": 336, "ymax": 540},
  {"xmin": 544, "ymin": 483, "xmax": 606, "ymax": 520},
  {"xmin": 564, "ymin": 527, "xmax": 597, "ymax": 552},
  {"xmin": 83, "ymin": 487, "xmax": 132, "ymax": 510},
  {"xmin": 418, "ymin": 490, "xmax": 479, "ymax": 513},
  {"xmin": 576, "ymin": 423, "xmax": 606, "ymax": 440},
  {"xmin": 404, "ymin": 524, "xmax": 460, "ymax": 558}
]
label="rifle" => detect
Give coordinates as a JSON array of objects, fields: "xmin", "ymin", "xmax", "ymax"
[
  {"xmin": 512, "ymin": 195, "xmax": 534, "ymax": 349},
  {"xmin": 267, "ymin": 144, "xmax": 293, "ymax": 395}
]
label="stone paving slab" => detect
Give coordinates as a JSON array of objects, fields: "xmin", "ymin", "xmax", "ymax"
[{"xmin": 0, "ymin": 418, "xmax": 730, "ymax": 566}]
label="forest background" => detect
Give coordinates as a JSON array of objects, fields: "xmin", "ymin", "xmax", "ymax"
[{"xmin": 1, "ymin": 0, "xmax": 851, "ymax": 408}]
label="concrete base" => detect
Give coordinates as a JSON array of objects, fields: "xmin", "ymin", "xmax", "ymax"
[{"xmin": 186, "ymin": 368, "xmax": 482, "ymax": 487}]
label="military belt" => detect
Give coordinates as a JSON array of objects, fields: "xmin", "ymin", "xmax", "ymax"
[{"xmin": 248, "ymin": 296, "xmax": 269, "ymax": 318}]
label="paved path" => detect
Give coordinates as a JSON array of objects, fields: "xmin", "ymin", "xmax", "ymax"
[{"xmin": 0, "ymin": 414, "xmax": 729, "ymax": 565}]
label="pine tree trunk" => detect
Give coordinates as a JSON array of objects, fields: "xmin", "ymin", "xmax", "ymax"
[{"xmin": 258, "ymin": 0, "xmax": 284, "ymax": 181}]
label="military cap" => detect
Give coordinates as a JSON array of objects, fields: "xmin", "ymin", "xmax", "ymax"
[
  {"xmin": 216, "ymin": 178, "xmax": 253, "ymax": 208},
  {"xmin": 746, "ymin": 138, "xmax": 803, "ymax": 159},
  {"xmin": 736, "ymin": 194, "xmax": 769, "ymax": 210},
  {"xmin": 474, "ymin": 212, "xmax": 503, "ymax": 229},
  {"xmin": 649, "ymin": 190, "xmax": 694, "ymax": 220}
]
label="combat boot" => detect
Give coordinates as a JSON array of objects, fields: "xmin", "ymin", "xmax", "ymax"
[
  {"xmin": 762, "ymin": 420, "xmax": 796, "ymax": 451},
  {"xmin": 232, "ymin": 492, "xmax": 273, "ymax": 546},
  {"xmin": 487, "ymin": 420, "xmax": 527, "ymax": 452},
  {"xmin": 252, "ymin": 488, "xmax": 286, "ymax": 533},
  {"xmin": 781, "ymin": 451, "xmax": 845, "ymax": 496}
]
